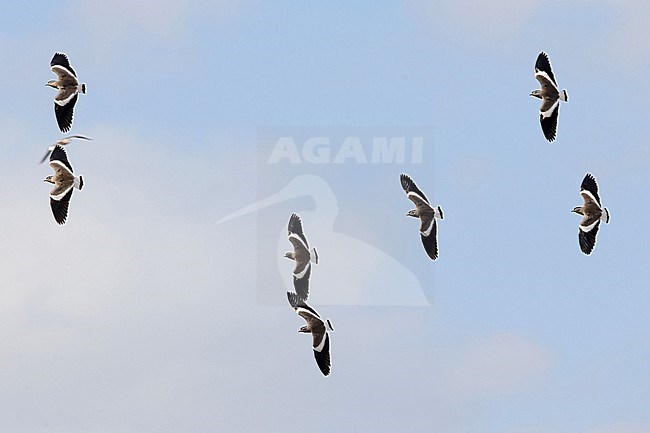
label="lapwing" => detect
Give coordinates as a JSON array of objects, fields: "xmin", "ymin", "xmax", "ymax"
[
  {"xmin": 44, "ymin": 145, "xmax": 83, "ymax": 225},
  {"xmin": 285, "ymin": 213, "xmax": 319, "ymax": 301},
  {"xmin": 400, "ymin": 174, "xmax": 443, "ymax": 260},
  {"xmin": 46, "ymin": 53, "xmax": 86, "ymax": 133},
  {"xmin": 216, "ymin": 175, "xmax": 430, "ymax": 305},
  {"xmin": 530, "ymin": 52, "xmax": 568, "ymax": 142},
  {"xmin": 39, "ymin": 135, "xmax": 92, "ymax": 164},
  {"xmin": 572, "ymin": 173, "xmax": 610, "ymax": 255},
  {"xmin": 287, "ymin": 291, "xmax": 333, "ymax": 376}
]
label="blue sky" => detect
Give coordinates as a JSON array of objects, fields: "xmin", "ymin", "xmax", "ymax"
[{"xmin": 1, "ymin": 1, "xmax": 649, "ymax": 432}]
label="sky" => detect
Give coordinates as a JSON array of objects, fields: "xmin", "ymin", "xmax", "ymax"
[{"xmin": 1, "ymin": 1, "xmax": 649, "ymax": 432}]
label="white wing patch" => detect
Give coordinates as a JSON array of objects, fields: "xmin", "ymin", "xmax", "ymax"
[
  {"xmin": 54, "ymin": 92, "xmax": 78, "ymax": 106},
  {"xmin": 407, "ymin": 191, "xmax": 428, "ymax": 204},
  {"xmin": 50, "ymin": 160, "xmax": 73, "ymax": 176},
  {"xmin": 535, "ymin": 70, "xmax": 558, "ymax": 90},
  {"xmin": 313, "ymin": 332, "xmax": 328, "ymax": 352},
  {"xmin": 51, "ymin": 64, "xmax": 76, "ymax": 79},
  {"xmin": 294, "ymin": 262, "xmax": 310, "ymax": 279},
  {"xmin": 581, "ymin": 190, "xmax": 600, "ymax": 206},
  {"xmin": 540, "ymin": 99, "xmax": 560, "ymax": 118},
  {"xmin": 288, "ymin": 233, "xmax": 308, "ymax": 251},
  {"xmin": 50, "ymin": 185, "xmax": 73, "ymax": 201},
  {"xmin": 579, "ymin": 219, "xmax": 599, "ymax": 232},
  {"xmin": 295, "ymin": 306, "xmax": 320, "ymax": 320}
]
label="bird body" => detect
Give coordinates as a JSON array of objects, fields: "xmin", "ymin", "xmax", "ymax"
[
  {"xmin": 44, "ymin": 145, "xmax": 83, "ymax": 225},
  {"xmin": 46, "ymin": 53, "xmax": 86, "ymax": 133},
  {"xmin": 572, "ymin": 173, "xmax": 609, "ymax": 254},
  {"xmin": 400, "ymin": 174, "xmax": 443, "ymax": 260},
  {"xmin": 531, "ymin": 52, "xmax": 568, "ymax": 142},
  {"xmin": 39, "ymin": 135, "xmax": 92, "ymax": 164},
  {"xmin": 287, "ymin": 291, "xmax": 333, "ymax": 376},
  {"xmin": 285, "ymin": 213, "xmax": 318, "ymax": 301}
]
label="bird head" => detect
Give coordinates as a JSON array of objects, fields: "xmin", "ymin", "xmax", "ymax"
[
  {"xmin": 284, "ymin": 251, "xmax": 294, "ymax": 260},
  {"xmin": 530, "ymin": 89, "xmax": 542, "ymax": 99},
  {"xmin": 571, "ymin": 206, "xmax": 583, "ymax": 215},
  {"xmin": 406, "ymin": 209, "xmax": 418, "ymax": 218},
  {"xmin": 45, "ymin": 80, "xmax": 58, "ymax": 89},
  {"xmin": 44, "ymin": 176, "xmax": 54, "ymax": 184}
]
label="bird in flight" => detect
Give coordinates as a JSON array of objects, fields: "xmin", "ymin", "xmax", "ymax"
[
  {"xmin": 400, "ymin": 174, "xmax": 444, "ymax": 260},
  {"xmin": 530, "ymin": 52, "xmax": 568, "ymax": 142},
  {"xmin": 572, "ymin": 173, "xmax": 610, "ymax": 255},
  {"xmin": 287, "ymin": 291, "xmax": 333, "ymax": 376},
  {"xmin": 46, "ymin": 53, "xmax": 86, "ymax": 133},
  {"xmin": 39, "ymin": 135, "xmax": 92, "ymax": 164},
  {"xmin": 44, "ymin": 145, "xmax": 84, "ymax": 225},
  {"xmin": 285, "ymin": 213, "xmax": 319, "ymax": 301}
]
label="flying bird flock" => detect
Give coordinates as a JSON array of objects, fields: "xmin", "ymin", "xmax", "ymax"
[
  {"xmin": 42, "ymin": 53, "xmax": 92, "ymax": 225},
  {"xmin": 276, "ymin": 52, "xmax": 608, "ymax": 375},
  {"xmin": 284, "ymin": 213, "xmax": 333, "ymax": 376},
  {"xmin": 37, "ymin": 50, "xmax": 611, "ymax": 377}
]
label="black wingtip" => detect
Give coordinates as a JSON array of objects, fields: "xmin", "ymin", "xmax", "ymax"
[
  {"xmin": 51, "ymin": 52, "xmax": 69, "ymax": 64},
  {"xmin": 400, "ymin": 173, "xmax": 412, "ymax": 190},
  {"xmin": 50, "ymin": 144, "xmax": 67, "ymax": 162},
  {"xmin": 314, "ymin": 334, "xmax": 331, "ymax": 376},
  {"xmin": 288, "ymin": 213, "xmax": 301, "ymax": 231},
  {"xmin": 287, "ymin": 291, "xmax": 305, "ymax": 308}
]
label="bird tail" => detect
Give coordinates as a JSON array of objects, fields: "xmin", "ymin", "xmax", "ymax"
[
  {"xmin": 435, "ymin": 206, "xmax": 444, "ymax": 220},
  {"xmin": 560, "ymin": 89, "xmax": 568, "ymax": 102},
  {"xmin": 75, "ymin": 175, "xmax": 84, "ymax": 190},
  {"xmin": 80, "ymin": 83, "xmax": 86, "ymax": 94},
  {"xmin": 326, "ymin": 319, "xmax": 334, "ymax": 332},
  {"xmin": 310, "ymin": 247, "xmax": 319, "ymax": 264},
  {"xmin": 601, "ymin": 207, "xmax": 610, "ymax": 223}
]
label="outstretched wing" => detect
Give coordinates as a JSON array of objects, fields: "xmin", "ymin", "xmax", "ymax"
[
  {"xmin": 578, "ymin": 222, "xmax": 599, "ymax": 255},
  {"xmin": 534, "ymin": 52, "xmax": 557, "ymax": 87},
  {"xmin": 287, "ymin": 291, "xmax": 304, "ymax": 309},
  {"xmin": 312, "ymin": 331, "xmax": 331, "ymax": 376},
  {"xmin": 401, "ymin": 173, "xmax": 433, "ymax": 214},
  {"xmin": 54, "ymin": 94, "xmax": 78, "ymax": 133},
  {"xmin": 293, "ymin": 263, "xmax": 311, "ymax": 302},
  {"xmin": 400, "ymin": 173, "xmax": 429, "ymax": 204},
  {"xmin": 288, "ymin": 213, "xmax": 309, "ymax": 248},
  {"xmin": 580, "ymin": 173, "xmax": 601, "ymax": 206},
  {"xmin": 420, "ymin": 218, "xmax": 439, "ymax": 260},
  {"xmin": 49, "ymin": 145, "xmax": 74, "ymax": 172},
  {"xmin": 50, "ymin": 189, "xmax": 73, "ymax": 225},
  {"xmin": 539, "ymin": 100, "xmax": 560, "ymax": 142},
  {"xmin": 51, "ymin": 52, "xmax": 77, "ymax": 78},
  {"xmin": 40, "ymin": 145, "xmax": 56, "ymax": 165}
]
